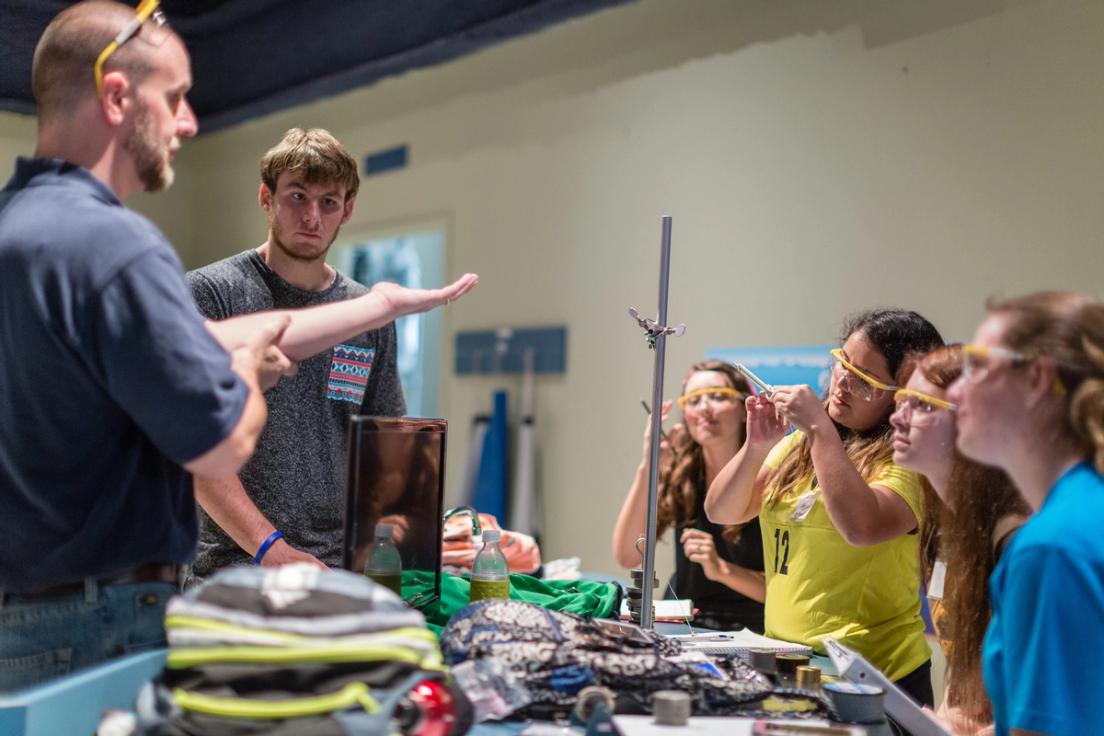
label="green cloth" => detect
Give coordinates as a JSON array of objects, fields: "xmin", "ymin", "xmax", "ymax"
[{"xmin": 399, "ymin": 570, "xmax": 622, "ymax": 636}]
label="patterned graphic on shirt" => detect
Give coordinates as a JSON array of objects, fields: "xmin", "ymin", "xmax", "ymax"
[{"xmin": 327, "ymin": 344, "xmax": 375, "ymax": 404}]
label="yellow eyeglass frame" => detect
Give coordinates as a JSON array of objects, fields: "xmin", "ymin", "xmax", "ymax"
[
  {"xmin": 830, "ymin": 348, "xmax": 899, "ymax": 393},
  {"xmin": 677, "ymin": 386, "xmax": 744, "ymax": 409},
  {"xmin": 961, "ymin": 343, "xmax": 1067, "ymax": 396},
  {"xmin": 94, "ymin": 0, "xmax": 163, "ymax": 96},
  {"xmin": 962, "ymin": 343, "xmax": 1027, "ymax": 364},
  {"xmin": 893, "ymin": 388, "xmax": 957, "ymax": 412}
]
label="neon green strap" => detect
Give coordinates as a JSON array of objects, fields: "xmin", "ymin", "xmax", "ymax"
[
  {"xmin": 173, "ymin": 681, "xmax": 379, "ymax": 719},
  {"xmin": 168, "ymin": 643, "xmax": 444, "ymax": 670},
  {"xmin": 165, "ymin": 616, "xmax": 438, "ymax": 648}
]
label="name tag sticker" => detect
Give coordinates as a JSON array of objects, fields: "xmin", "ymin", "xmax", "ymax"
[
  {"xmin": 928, "ymin": 560, "xmax": 947, "ymax": 600},
  {"xmin": 790, "ymin": 490, "xmax": 819, "ymax": 522}
]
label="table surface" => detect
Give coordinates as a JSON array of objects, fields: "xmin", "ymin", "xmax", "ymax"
[{"xmin": 0, "ymin": 609, "xmax": 839, "ymax": 735}]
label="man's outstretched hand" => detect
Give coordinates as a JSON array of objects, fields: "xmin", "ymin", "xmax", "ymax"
[{"xmin": 370, "ymin": 273, "xmax": 479, "ymax": 317}]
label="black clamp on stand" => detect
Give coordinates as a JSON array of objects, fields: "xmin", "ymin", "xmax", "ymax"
[{"xmin": 628, "ymin": 307, "xmax": 685, "ymax": 350}]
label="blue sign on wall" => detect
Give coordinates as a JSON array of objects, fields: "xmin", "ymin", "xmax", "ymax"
[{"xmin": 705, "ymin": 344, "xmax": 835, "ymax": 396}]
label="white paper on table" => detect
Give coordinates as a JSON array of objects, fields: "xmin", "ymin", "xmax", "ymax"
[
  {"xmin": 666, "ymin": 629, "xmax": 813, "ymax": 658},
  {"xmin": 612, "ymin": 715, "xmax": 863, "ymax": 736}
]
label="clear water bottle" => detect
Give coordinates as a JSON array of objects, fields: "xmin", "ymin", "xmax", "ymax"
[
  {"xmin": 364, "ymin": 523, "xmax": 403, "ymax": 596},
  {"xmin": 469, "ymin": 528, "xmax": 510, "ymax": 602}
]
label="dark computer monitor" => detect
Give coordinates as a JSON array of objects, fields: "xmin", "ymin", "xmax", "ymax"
[{"xmin": 343, "ymin": 416, "xmax": 447, "ymax": 607}]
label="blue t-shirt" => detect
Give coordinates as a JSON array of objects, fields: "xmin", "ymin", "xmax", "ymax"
[
  {"xmin": 984, "ymin": 461, "xmax": 1104, "ymax": 736},
  {"xmin": 0, "ymin": 157, "xmax": 248, "ymax": 590}
]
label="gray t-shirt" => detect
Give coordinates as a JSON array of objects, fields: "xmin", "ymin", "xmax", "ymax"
[{"xmin": 187, "ymin": 249, "xmax": 405, "ymax": 575}]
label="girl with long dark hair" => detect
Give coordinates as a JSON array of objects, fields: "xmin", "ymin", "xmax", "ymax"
[{"xmin": 706, "ymin": 309, "xmax": 944, "ymax": 706}]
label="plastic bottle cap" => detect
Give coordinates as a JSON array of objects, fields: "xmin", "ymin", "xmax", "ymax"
[
  {"xmin": 481, "ymin": 529, "xmax": 501, "ymax": 543},
  {"xmin": 374, "ymin": 523, "xmax": 394, "ymax": 538}
]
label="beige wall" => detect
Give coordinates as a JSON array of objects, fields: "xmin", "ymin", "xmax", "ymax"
[
  {"xmin": 8, "ymin": 0, "xmax": 1104, "ymax": 584},
  {"xmin": 0, "ymin": 113, "xmax": 35, "ymax": 168}
]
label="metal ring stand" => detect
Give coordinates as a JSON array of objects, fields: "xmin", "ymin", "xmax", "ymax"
[{"xmin": 625, "ymin": 216, "xmax": 685, "ymax": 630}]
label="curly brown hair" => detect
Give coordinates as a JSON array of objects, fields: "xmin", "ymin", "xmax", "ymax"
[
  {"xmin": 656, "ymin": 360, "xmax": 750, "ymax": 543},
  {"xmin": 919, "ymin": 345, "xmax": 1028, "ymax": 724}
]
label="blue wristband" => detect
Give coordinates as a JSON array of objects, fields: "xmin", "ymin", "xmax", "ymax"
[{"xmin": 254, "ymin": 530, "xmax": 284, "ymax": 564}]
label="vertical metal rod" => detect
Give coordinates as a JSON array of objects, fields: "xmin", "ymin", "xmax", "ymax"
[{"xmin": 641, "ymin": 216, "xmax": 672, "ymax": 630}]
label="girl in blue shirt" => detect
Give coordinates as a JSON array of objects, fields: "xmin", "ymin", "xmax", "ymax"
[{"xmin": 948, "ymin": 291, "xmax": 1104, "ymax": 736}]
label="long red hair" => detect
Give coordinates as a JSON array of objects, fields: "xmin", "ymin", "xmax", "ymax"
[{"xmin": 920, "ymin": 345, "xmax": 1028, "ymax": 723}]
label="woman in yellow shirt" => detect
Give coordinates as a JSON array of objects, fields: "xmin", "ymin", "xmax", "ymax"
[{"xmin": 705, "ymin": 309, "xmax": 943, "ymax": 707}]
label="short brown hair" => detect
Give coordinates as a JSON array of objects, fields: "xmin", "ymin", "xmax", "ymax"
[
  {"xmin": 259, "ymin": 128, "xmax": 360, "ymax": 201},
  {"xmin": 32, "ymin": 0, "xmax": 169, "ymax": 118}
]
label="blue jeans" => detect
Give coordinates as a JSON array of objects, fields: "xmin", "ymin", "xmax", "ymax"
[{"xmin": 0, "ymin": 580, "xmax": 174, "ymax": 693}]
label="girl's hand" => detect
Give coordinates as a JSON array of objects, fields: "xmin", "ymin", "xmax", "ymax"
[
  {"xmin": 681, "ymin": 528, "xmax": 728, "ymax": 582},
  {"xmin": 770, "ymin": 385, "xmax": 828, "ymax": 436},
  {"xmin": 745, "ymin": 394, "xmax": 787, "ymax": 451}
]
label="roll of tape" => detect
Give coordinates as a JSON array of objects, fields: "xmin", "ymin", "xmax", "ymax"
[
  {"xmin": 775, "ymin": 653, "xmax": 811, "ymax": 686},
  {"xmin": 823, "ymin": 681, "xmax": 885, "ymax": 724},
  {"xmin": 574, "ymin": 686, "xmax": 615, "ymax": 723},
  {"xmin": 775, "ymin": 653, "xmax": 811, "ymax": 675},
  {"xmin": 652, "ymin": 690, "xmax": 691, "ymax": 726}
]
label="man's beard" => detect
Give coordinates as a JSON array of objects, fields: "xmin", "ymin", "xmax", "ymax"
[
  {"xmin": 124, "ymin": 103, "xmax": 173, "ymax": 192},
  {"xmin": 269, "ymin": 219, "xmax": 341, "ymax": 264}
]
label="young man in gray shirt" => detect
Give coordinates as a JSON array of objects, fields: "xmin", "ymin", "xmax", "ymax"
[{"xmin": 188, "ymin": 128, "xmax": 475, "ymax": 575}]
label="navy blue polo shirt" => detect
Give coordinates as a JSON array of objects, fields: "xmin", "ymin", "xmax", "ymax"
[{"xmin": 0, "ymin": 158, "xmax": 248, "ymax": 590}]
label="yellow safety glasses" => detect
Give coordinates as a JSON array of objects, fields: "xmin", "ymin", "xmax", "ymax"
[
  {"xmin": 961, "ymin": 343, "xmax": 1067, "ymax": 395},
  {"xmin": 94, "ymin": 0, "xmax": 165, "ymax": 96},
  {"xmin": 677, "ymin": 386, "xmax": 745, "ymax": 410},
  {"xmin": 893, "ymin": 388, "xmax": 957, "ymax": 418},
  {"xmin": 830, "ymin": 348, "xmax": 899, "ymax": 402}
]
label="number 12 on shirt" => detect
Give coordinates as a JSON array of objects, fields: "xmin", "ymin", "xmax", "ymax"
[{"xmin": 773, "ymin": 528, "xmax": 791, "ymax": 574}]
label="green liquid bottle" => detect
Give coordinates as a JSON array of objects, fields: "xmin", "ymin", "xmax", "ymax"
[
  {"xmin": 364, "ymin": 523, "xmax": 403, "ymax": 597},
  {"xmin": 469, "ymin": 528, "xmax": 510, "ymax": 603}
]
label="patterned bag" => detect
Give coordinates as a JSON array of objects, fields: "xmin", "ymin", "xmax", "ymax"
[{"xmin": 440, "ymin": 599, "xmax": 773, "ymax": 719}]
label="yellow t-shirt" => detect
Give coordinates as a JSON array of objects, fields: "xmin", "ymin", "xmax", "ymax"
[{"xmin": 760, "ymin": 431, "xmax": 930, "ymax": 681}]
